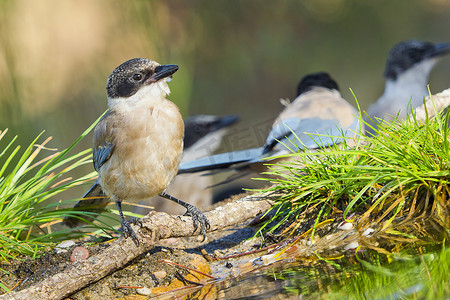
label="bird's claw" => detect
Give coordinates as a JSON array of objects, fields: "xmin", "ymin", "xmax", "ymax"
[
  {"xmin": 121, "ymin": 218, "xmax": 141, "ymax": 247},
  {"xmin": 129, "ymin": 217, "xmax": 143, "ymax": 227},
  {"xmin": 184, "ymin": 205, "xmax": 210, "ymax": 241}
]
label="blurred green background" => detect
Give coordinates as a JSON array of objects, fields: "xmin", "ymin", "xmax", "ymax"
[{"xmin": 1, "ymin": 0, "xmax": 450, "ymax": 189}]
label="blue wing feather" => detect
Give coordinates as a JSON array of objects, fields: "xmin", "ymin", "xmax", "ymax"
[
  {"xmin": 93, "ymin": 143, "xmax": 114, "ymax": 172},
  {"xmin": 264, "ymin": 118, "xmax": 339, "ymax": 152}
]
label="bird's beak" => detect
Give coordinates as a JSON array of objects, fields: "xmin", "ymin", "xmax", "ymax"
[
  {"xmin": 428, "ymin": 42, "xmax": 450, "ymax": 58},
  {"xmin": 148, "ymin": 64, "xmax": 179, "ymax": 83}
]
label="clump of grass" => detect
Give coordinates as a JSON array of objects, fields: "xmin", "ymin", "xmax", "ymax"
[
  {"xmin": 0, "ymin": 122, "xmax": 99, "ymax": 261},
  {"xmin": 255, "ymin": 95, "xmax": 450, "ymax": 242}
]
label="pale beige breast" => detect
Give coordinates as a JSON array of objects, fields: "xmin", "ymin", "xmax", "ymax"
[
  {"xmin": 274, "ymin": 88, "xmax": 357, "ymax": 129},
  {"xmin": 100, "ymin": 99, "xmax": 184, "ymax": 202}
]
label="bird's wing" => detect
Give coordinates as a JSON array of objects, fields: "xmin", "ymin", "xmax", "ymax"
[
  {"xmin": 263, "ymin": 117, "xmax": 345, "ymax": 154},
  {"xmin": 93, "ymin": 110, "xmax": 115, "ymax": 172},
  {"xmin": 64, "ymin": 111, "xmax": 116, "ymax": 228},
  {"xmin": 264, "ymin": 89, "xmax": 361, "ymax": 154}
]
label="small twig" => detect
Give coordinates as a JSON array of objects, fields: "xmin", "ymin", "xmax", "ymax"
[
  {"xmin": 149, "ymin": 284, "xmax": 201, "ymax": 298},
  {"xmin": 215, "ymin": 244, "xmax": 278, "ymax": 260},
  {"xmin": 200, "ymin": 249, "xmax": 213, "ymax": 262},
  {"xmin": 115, "ymin": 285, "xmax": 144, "ymax": 289},
  {"xmin": 10, "ymin": 279, "xmax": 22, "ymax": 292},
  {"xmin": 157, "ymin": 259, "xmax": 217, "ymax": 279},
  {"xmin": 150, "ymin": 273, "xmax": 159, "ymax": 286},
  {"xmin": 175, "ymin": 271, "xmax": 203, "ymax": 286}
]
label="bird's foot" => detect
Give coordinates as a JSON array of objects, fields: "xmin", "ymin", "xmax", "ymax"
[
  {"xmin": 129, "ymin": 217, "xmax": 143, "ymax": 227},
  {"xmin": 121, "ymin": 218, "xmax": 142, "ymax": 247},
  {"xmin": 184, "ymin": 205, "xmax": 210, "ymax": 241}
]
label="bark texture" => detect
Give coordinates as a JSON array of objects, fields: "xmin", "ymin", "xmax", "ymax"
[{"xmin": 2, "ymin": 195, "xmax": 273, "ymax": 300}]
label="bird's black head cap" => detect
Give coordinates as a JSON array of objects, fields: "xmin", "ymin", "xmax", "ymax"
[
  {"xmin": 106, "ymin": 58, "xmax": 178, "ymax": 99},
  {"xmin": 296, "ymin": 72, "xmax": 340, "ymax": 96},
  {"xmin": 383, "ymin": 40, "xmax": 450, "ymax": 80}
]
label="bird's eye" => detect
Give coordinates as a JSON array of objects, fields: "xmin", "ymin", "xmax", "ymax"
[
  {"xmin": 132, "ymin": 73, "xmax": 143, "ymax": 81},
  {"xmin": 194, "ymin": 125, "xmax": 203, "ymax": 133}
]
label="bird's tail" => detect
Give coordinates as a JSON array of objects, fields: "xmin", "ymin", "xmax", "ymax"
[
  {"xmin": 177, "ymin": 146, "xmax": 264, "ymax": 174},
  {"xmin": 63, "ymin": 179, "xmax": 111, "ymax": 228}
]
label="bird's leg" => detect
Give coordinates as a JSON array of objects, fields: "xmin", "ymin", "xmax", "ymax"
[
  {"xmin": 159, "ymin": 192, "xmax": 210, "ymax": 241},
  {"xmin": 115, "ymin": 199, "xmax": 140, "ymax": 246}
]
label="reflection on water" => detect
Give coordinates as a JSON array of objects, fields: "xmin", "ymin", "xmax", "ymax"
[
  {"xmin": 165, "ymin": 215, "xmax": 450, "ymax": 299},
  {"xmin": 206, "ymin": 244, "xmax": 449, "ymax": 299}
]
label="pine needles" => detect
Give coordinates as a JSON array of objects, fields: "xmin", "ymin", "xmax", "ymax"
[{"xmin": 0, "ymin": 122, "xmax": 97, "ymax": 260}]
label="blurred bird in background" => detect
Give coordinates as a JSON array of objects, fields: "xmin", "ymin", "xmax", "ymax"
[
  {"xmin": 136, "ymin": 114, "xmax": 239, "ymax": 215},
  {"xmin": 178, "ymin": 72, "xmax": 361, "ymax": 178},
  {"xmin": 365, "ymin": 40, "xmax": 450, "ymax": 135}
]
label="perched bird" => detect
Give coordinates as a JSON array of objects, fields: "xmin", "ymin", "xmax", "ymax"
[
  {"xmin": 65, "ymin": 58, "xmax": 209, "ymax": 246},
  {"xmin": 66, "ymin": 114, "xmax": 239, "ymax": 221},
  {"xmin": 182, "ymin": 115, "xmax": 240, "ymax": 162},
  {"xmin": 365, "ymin": 40, "xmax": 450, "ymax": 134},
  {"xmin": 139, "ymin": 114, "xmax": 239, "ymax": 215},
  {"xmin": 178, "ymin": 72, "xmax": 361, "ymax": 174}
]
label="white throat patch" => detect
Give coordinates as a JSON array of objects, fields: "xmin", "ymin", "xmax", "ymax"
[{"xmin": 107, "ymin": 80, "xmax": 172, "ymax": 110}]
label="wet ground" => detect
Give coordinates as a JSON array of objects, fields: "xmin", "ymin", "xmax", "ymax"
[
  {"xmin": 1, "ymin": 194, "xmax": 449, "ymax": 299},
  {"xmin": 0, "ymin": 213, "xmax": 272, "ymax": 299},
  {"xmin": 0, "ymin": 211, "xmax": 351, "ymax": 299}
]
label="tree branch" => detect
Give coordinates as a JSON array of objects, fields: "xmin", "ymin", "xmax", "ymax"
[
  {"xmin": 2, "ymin": 194, "xmax": 273, "ymax": 300},
  {"xmin": 413, "ymin": 88, "xmax": 450, "ymax": 122}
]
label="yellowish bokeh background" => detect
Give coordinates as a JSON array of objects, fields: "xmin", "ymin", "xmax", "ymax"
[{"xmin": 1, "ymin": 0, "xmax": 450, "ymax": 194}]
